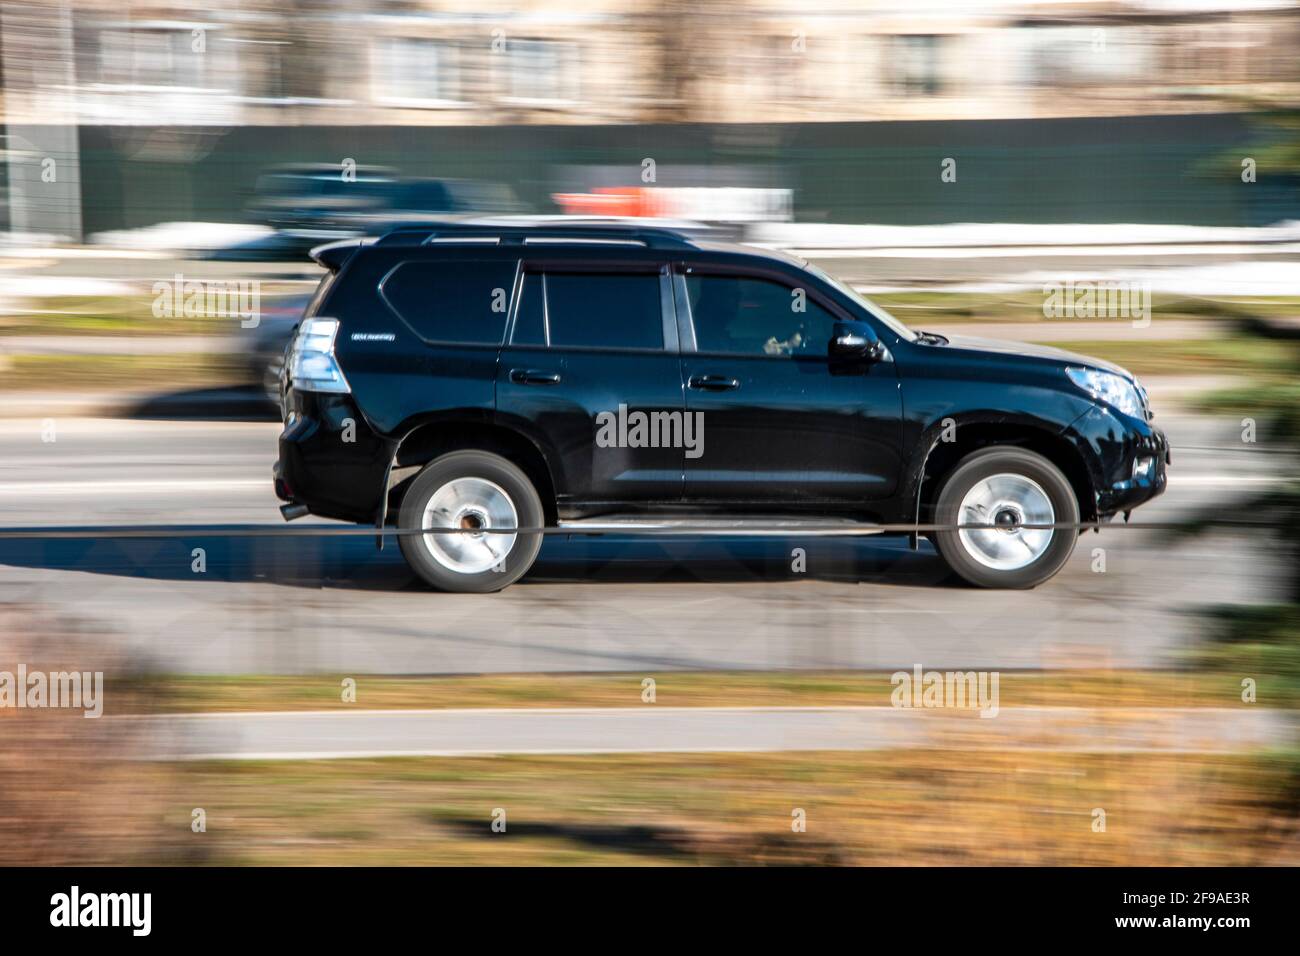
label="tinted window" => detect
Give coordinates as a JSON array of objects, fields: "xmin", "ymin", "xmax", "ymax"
[
  {"xmin": 511, "ymin": 272, "xmax": 547, "ymax": 346},
  {"xmin": 544, "ymin": 272, "xmax": 663, "ymax": 350},
  {"xmin": 382, "ymin": 259, "xmax": 516, "ymax": 345},
  {"xmin": 686, "ymin": 275, "xmax": 838, "ymax": 357}
]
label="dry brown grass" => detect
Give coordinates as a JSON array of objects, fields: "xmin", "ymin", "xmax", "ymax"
[
  {"xmin": 152, "ymin": 669, "xmax": 1260, "ymax": 714},
  {"xmin": 183, "ymin": 749, "xmax": 1300, "ymax": 866},
  {"xmin": 4, "ymin": 606, "xmax": 1297, "ymax": 866},
  {"xmin": 0, "ymin": 605, "xmax": 195, "ymax": 865}
]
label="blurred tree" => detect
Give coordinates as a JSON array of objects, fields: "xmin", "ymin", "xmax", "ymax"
[
  {"xmin": 1169, "ymin": 313, "xmax": 1300, "ymax": 828},
  {"xmin": 1174, "ymin": 315, "xmax": 1300, "ymax": 702}
]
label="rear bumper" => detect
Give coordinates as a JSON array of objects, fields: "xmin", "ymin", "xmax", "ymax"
[{"xmin": 274, "ymin": 391, "xmax": 394, "ymax": 524}]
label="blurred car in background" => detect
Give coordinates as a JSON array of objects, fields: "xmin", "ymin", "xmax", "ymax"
[
  {"xmin": 249, "ymin": 166, "xmax": 527, "ymax": 233},
  {"xmin": 249, "ymin": 164, "xmax": 401, "ymax": 233},
  {"xmin": 244, "ymin": 291, "xmax": 314, "ymax": 401},
  {"xmin": 215, "ymin": 167, "xmax": 529, "ymax": 261},
  {"xmin": 360, "ymin": 178, "xmax": 528, "ymax": 227}
]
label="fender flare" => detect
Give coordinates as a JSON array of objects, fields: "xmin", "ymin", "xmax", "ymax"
[
  {"xmin": 902, "ymin": 411, "xmax": 1095, "ymax": 548},
  {"xmin": 371, "ymin": 416, "xmax": 559, "ymax": 549}
]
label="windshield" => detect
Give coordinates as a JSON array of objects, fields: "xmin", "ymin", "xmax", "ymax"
[{"xmin": 806, "ymin": 264, "xmax": 918, "ymax": 342}]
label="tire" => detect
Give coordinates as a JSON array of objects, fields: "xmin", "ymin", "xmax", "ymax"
[
  {"xmin": 932, "ymin": 446, "xmax": 1079, "ymax": 589},
  {"xmin": 397, "ymin": 450, "xmax": 544, "ymax": 593}
]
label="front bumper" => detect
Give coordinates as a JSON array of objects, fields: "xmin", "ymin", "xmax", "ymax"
[
  {"xmin": 1065, "ymin": 405, "xmax": 1170, "ymax": 518},
  {"xmin": 1096, "ymin": 424, "xmax": 1170, "ymax": 515}
]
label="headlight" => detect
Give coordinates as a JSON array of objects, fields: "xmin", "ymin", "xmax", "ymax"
[{"xmin": 1066, "ymin": 367, "xmax": 1143, "ymax": 418}]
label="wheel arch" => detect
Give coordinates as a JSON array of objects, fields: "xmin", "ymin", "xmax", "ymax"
[
  {"xmin": 382, "ymin": 419, "xmax": 559, "ymax": 528},
  {"xmin": 914, "ymin": 418, "xmax": 1099, "ymax": 528}
]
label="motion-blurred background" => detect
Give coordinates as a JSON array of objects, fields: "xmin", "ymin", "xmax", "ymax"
[
  {"xmin": 1, "ymin": 0, "xmax": 1299, "ymax": 866},
  {"xmin": 4, "ymin": 0, "xmax": 1300, "ymax": 239}
]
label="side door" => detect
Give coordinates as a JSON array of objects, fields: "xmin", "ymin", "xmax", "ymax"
[
  {"xmin": 676, "ymin": 266, "xmax": 903, "ymax": 505},
  {"xmin": 496, "ymin": 261, "xmax": 685, "ymax": 507}
]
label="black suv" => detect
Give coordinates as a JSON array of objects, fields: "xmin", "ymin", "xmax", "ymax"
[{"xmin": 274, "ymin": 221, "xmax": 1169, "ymax": 591}]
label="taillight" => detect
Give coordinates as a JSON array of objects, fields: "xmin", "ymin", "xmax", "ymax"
[{"xmin": 288, "ymin": 317, "xmax": 350, "ymax": 393}]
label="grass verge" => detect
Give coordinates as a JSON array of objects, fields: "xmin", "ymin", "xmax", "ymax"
[
  {"xmin": 1037, "ymin": 337, "xmax": 1283, "ymax": 377},
  {"xmin": 144, "ymin": 669, "xmax": 1281, "ymax": 714},
  {"xmin": 175, "ymin": 749, "xmax": 1300, "ymax": 865},
  {"xmin": 0, "ymin": 352, "xmax": 245, "ymax": 391},
  {"xmin": 872, "ymin": 291, "xmax": 1300, "ymax": 325}
]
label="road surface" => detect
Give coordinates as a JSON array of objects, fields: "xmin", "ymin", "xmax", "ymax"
[{"xmin": 0, "ymin": 393, "xmax": 1286, "ymax": 676}]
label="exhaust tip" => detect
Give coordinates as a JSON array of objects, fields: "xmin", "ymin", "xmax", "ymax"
[{"xmin": 280, "ymin": 503, "xmax": 309, "ymax": 521}]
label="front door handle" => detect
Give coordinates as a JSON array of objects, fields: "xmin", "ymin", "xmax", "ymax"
[
  {"xmin": 510, "ymin": 368, "xmax": 562, "ymax": 386},
  {"xmin": 688, "ymin": 374, "xmax": 739, "ymax": 391}
]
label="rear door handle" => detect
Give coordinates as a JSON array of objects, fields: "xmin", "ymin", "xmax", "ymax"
[
  {"xmin": 688, "ymin": 374, "xmax": 739, "ymax": 391},
  {"xmin": 510, "ymin": 368, "xmax": 562, "ymax": 386}
]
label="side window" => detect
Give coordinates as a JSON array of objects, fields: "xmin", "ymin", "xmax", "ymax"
[
  {"xmin": 381, "ymin": 259, "xmax": 517, "ymax": 345},
  {"xmin": 686, "ymin": 275, "xmax": 839, "ymax": 357},
  {"xmin": 544, "ymin": 272, "xmax": 663, "ymax": 350},
  {"xmin": 511, "ymin": 272, "xmax": 546, "ymax": 346}
]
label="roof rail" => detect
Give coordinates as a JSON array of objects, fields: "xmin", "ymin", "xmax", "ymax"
[{"xmin": 373, "ymin": 220, "xmax": 698, "ymax": 250}]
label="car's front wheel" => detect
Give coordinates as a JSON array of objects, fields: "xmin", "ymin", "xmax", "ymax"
[
  {"xmin": 397, "ymin": 450, "xmax": 544, "ymax": 593},
  {"xmin": 932, "ymin": 447, "xmax": 1079, "ymax": 589}
]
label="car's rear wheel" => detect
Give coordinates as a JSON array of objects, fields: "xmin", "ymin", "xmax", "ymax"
[
  {"xmin": 933, "ymin": 447, "xmax": 1079, "ymax": 589},
  {"xmin": 398, "ymin": 450, "xmax": 544, "ymax": 593}
]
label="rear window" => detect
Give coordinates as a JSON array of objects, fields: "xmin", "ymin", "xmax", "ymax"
[
  {"xmin": 381, "ymin": 259, "xmax": 517, "ymax": 345},
  {"xmin": 543, "ymin": 272, "xmax": 663, "ymax": 351}
]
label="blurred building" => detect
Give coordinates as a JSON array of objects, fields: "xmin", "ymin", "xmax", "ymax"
[
  {"xmin": 2, "ymin": 1, "xmax": 1298, "ymax": 237},
  {"xmin": 2, "ymin": 0, "xmax": 1298, "ymax": 128}
]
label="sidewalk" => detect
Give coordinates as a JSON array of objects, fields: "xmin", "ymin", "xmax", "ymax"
[{"xmin": 148, "ymin": 705, "xmax": 1297, "ymax": 761}]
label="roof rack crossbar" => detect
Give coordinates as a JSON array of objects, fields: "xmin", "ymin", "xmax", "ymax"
[{"xmin": 374, "ymin": 221, "xmax": 697, "ymax": 250}]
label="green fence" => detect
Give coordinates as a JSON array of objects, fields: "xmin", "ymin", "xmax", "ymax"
[{"xmin": 68, "ymin": 111, "xmax": 1294, "ymax": 235}]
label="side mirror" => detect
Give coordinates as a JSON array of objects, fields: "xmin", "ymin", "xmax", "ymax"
[{"xmin": 830, "ymin": 320, "xmax": 883, "ymax": 361}]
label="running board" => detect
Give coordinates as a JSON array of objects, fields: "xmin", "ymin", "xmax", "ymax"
[{"xmin": 555, "ymin": 517, "xmax": 886, "ymax": 537}]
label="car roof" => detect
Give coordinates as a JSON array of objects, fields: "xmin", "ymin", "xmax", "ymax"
[
  {"xmin": 366, "ymin": 221, "xmax": 808, "ymax": 269},
  {"xmin": 689, "ymin": 238, "xmax": 808, "ymax": 269}
]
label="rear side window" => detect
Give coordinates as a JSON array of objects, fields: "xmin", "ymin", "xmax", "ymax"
[
  {"xmin": 544, "ymin": 272, "xmax": 663, "ymax": 351},
  {"xmin": 381, "ymin": 259, "xmax": 517, "ymax": 345}
]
